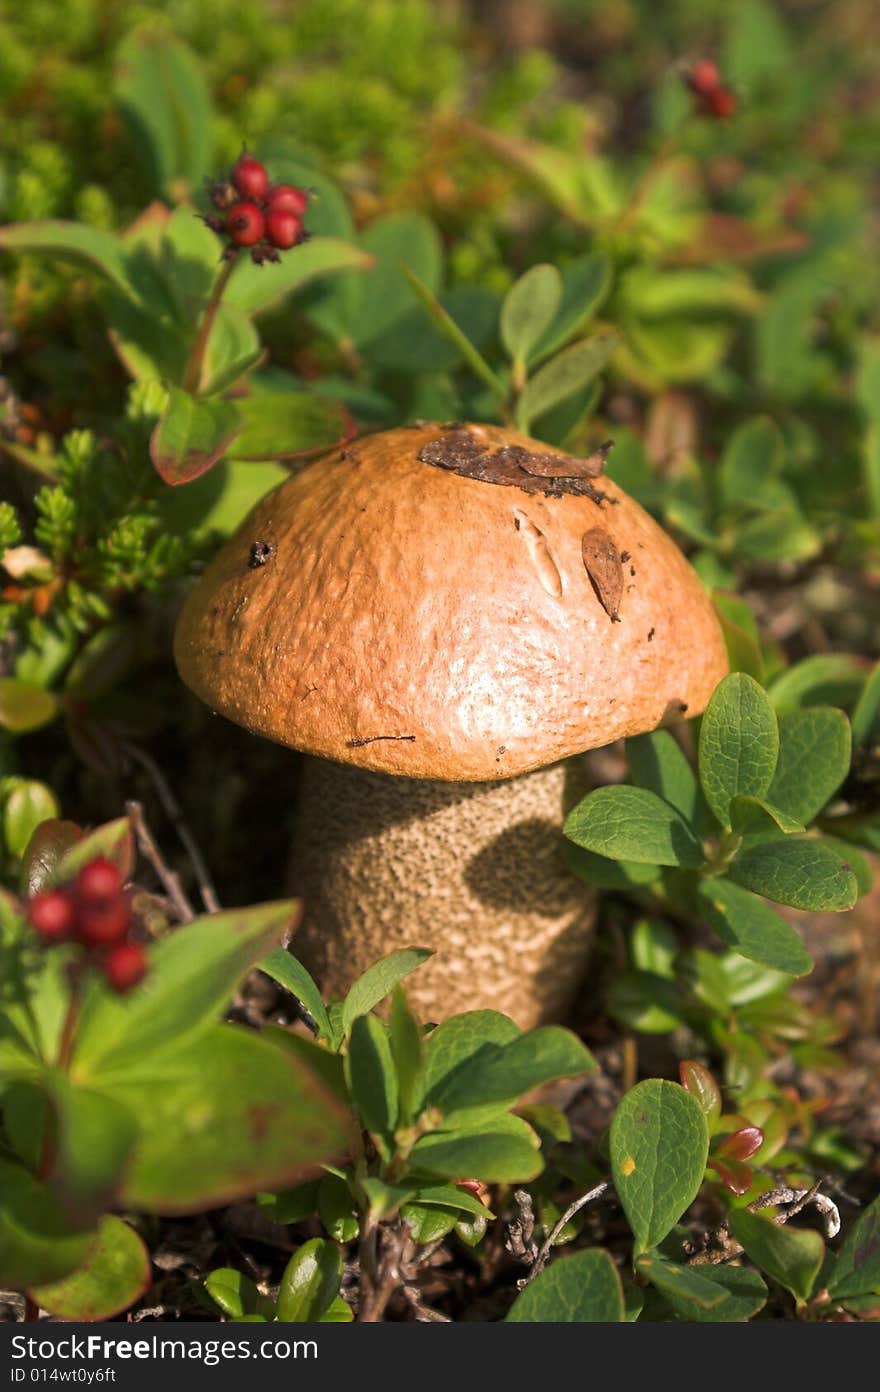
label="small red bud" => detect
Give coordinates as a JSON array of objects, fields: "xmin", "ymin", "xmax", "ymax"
[
  {"xmin": 231, "ymin": 154, "xmax": 269, "ymax": 201},
  {"xmin": 268, "ymin": 184, "xmax": 309, "ymax": 218},
  {"xmin": 103, "ymin": 942, "xmax": 147, "ymax": 993},
  {"xmin": 703, "ymin": 86, "xmax": 737, "ymax": 119},
  {"xmin": 75, "ymin": 856, "xmax": 122, "ymax": 904},
  {"xmin": 28, "ymin": 890, "xmax": 75, "ymax": 942},
  {"xmin": 226, "ymin": 201, "xmax": 266, "ymax": 247},
  {"xmin": 716, "ymin": 1125, "xmax": 764, "ymax": 1161},
  {"xmin": 265, "ymin": 208, "xmax": 303, "ymax": 250}
]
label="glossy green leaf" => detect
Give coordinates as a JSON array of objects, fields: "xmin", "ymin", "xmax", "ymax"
[
  {"xmin": 626, "ymin": 729, "xmax": 704, "ymax": 828},
  {"xmin": 41, "ymin": 1074, "xmax": 138, "ymax": 1226},
  {"xmin": 727, "ymin": 838, "xmax": 859, "ymax": 911},
  {"xmin": 827, "ymin": 1197, "xmax": 880, "ymax": 1299},
  {"xmin": 75, "ymin": 901, "xmax": 302, "ymax": 1073},
  {"xmin": 260, "ymin": 1029, "xmax": 348, "ymax": 1105},
  {"xmin": 227, "ymin": 392, "xmax": 344, "ymax": 459},
  {"xmin": 413, "ymin": 1185, "xmax": 494, "ymax": 1220},
  {"xmin": 610, "ymin": 1079, "xmax": 709, "ymax": 1251},
  {"xmin": 0, "ymin": 680, "xmax": 59, "ymax": 734},
  {"xmin": 149, "ymin": 388, "xmax": 240, "ymax": 486},
  {"xmin": 204, "ymin": 1267, "xmax": 266, "ymax": 1319},
  {"xmin": 501, "ymin": 264, "xmax": 562, "ymax": 365},
  {"xmin": 390, "ymin": 987, "xmax": 423, "ymax": 1127},
  {"xmin": 427, "ymin": 1026, "xmax": 594, "ymax": 1123},
  {"xmin": 225, "ymin": 238, "xmax": 374, "ymax": 317},
  {"xmin": 768, "ymin": 656, "xmax": 865, "ymax": 715},
  {"xmin": 767, "ymin": 708, "xmax": 852, "ymax": 825},
  {"xmin": 507, "ymin": 1248, "xmax": 624, "ymax": 1322},
  {"xmin": 0, "ymin": 221, "xmax": 136, "ymax": 299},
  {"xmin": 400, "ymin": 1201, "xmax": 458, "ymax": 1244},
  {"xmin": 260, "ymin": 949, "xmax": 332, "ymax": 1043},
  {"xmin": 30, "ymin": 1216, "xmax": 151, "ymax": 1321},
  {"xmin": 115, "ymin": 32, "xmax": 212, "ymax": 199},
  {"xmin": 53, "ymin": 816, "xmax": 134, "ymax": 884},
  {"xmin": 530, "ymin": 252, "xmax": 612, "ymax": 364},
  {"xmin": 345, "ymin": 1014, "xmax": 398, "ymax": 1138},
  {"xmin": 728, "ymin": 795, "xmax": 804, "ymax": 837},
  {"xmin": 517, "ymin": 331, "xmax": 618, "ymax": 432},
  {"xmin": 608, "ymin": 972, "xmax": 685, "ymax": 1033},
  {"xmin": 410, "ymin": 1114, "xmax": 543, "ymax": 1183},
  {"xmin": 3, "ymin": 781, "xmax": 60, "ymax": 858},
  {"xmin": 719, "ymin": 417, "xmax": 783, "ymax": 508},
  {"xmin": 317, "ymin": 1173, "xmax": 358, "ymax": 1242},
  {"xmin": 852, "ymin": 663, "xmax": 880, "ymax": 748},
  {"xmin": 637, "ymin": 1252, "xmax": 767, "ymax": 1321},
  {"xmin": 256, "ymin": 1179, "xmax": 320, "ymax": 1227},
  {"xmin": 564, "ymin": 843, "xmax": 661, "ymax": 890},
  {"xmin": 698, "ymin": 673, "xmax": 779, "ymax": 829},
  {"xmin": 730, "ymin": 1209, "xmax": 824, "ymax": 1304},
  {"xmin": 419, "ymin": 1011, "xmax": 521, "ymax": 1111},
  {"xmin": 340, "ymin": 948, "xmax": 432, "ymax": 1037},
  {"xmin": 276, "ymin": 1239, "xmax": 342, "ymax": 1322},
  {"xmin": 0, "ymin": 1160, "xmax": 96, "ymax": 1289},
  {"xmin": 564, "ymin": 785, "xmax": 704, "ymax": 867},
  {"xmin": 697, "ymin": 878, "xmax": 812, "ymax": 975},
  {"xmin": 679, "ymin": 1061, "xmax": 722, "ymax": 1127},
  {"xmin": 99, "ymin": 1025, "xmax": 346, "ymax": 1213}
]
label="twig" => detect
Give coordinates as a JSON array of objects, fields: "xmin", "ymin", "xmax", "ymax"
[
  {"xmin": 748, "ymin": 1183, "xmax": 841, "ymax": 1239},
  {"xmin": 505, "ymin": 1189, "xmax": 539, "ymax": 1263},
  {"xmin": 524, "ymin": 1181, "xmax": 611, "ymax": 1284},
  {"xmin": 126, "ymin": 801, "xmax": 194, "ymax": 923},
  {"xmin": 121, "ymin": 740, "xmax": 221, "ymax": 914}
]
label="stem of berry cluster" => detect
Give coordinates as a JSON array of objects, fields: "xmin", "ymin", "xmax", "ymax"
[
  {"xmin": 181, "ymin": 255, "xmax": 239, "ymax": 395},
  {"xmin": 56, "ymin": 963, "xmax": 84, "ymax": 1072}
]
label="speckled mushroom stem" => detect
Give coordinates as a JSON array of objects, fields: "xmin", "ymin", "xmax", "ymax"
[{"xmin": 288, "ymin": 756, "xmax": 597, "ymax": 1030}]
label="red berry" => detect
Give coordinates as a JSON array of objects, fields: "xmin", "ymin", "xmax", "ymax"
[
  {"xmin": 268, "ymin": 184, "xmax": 309, "ymax": 218},
  {"xmin": 78, "ymin": 894, "xmax": 131, "ymax": 947},
  {"xmin": 28, "ymin": 890, "xmax": 75, "ymax": 941},
  {"xmin": 705, "ymin": 86, "xmax": 737, "ymax": 119},
  {"xmin": 103, "ymin": 942, "xmax": 147, "ymax": 993},
  {"xmin": 226, "ymin": 201, "xmax": 265, "ymax": 247},
  {"xmin": 231, "ymin": 154, "xmax": 269, "ymax": 201},
  {"xmin": 687, "ymin": 59, "xmax": 721, "ymax": 95},
  {"xmin": 75, "ymin": 856, "xmax": 122, "ymax": 904},
  {"xmin": 266, "ymin": 209, "xmax": 302, "ymax": 250}
]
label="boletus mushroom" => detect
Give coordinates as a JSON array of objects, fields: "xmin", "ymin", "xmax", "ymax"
[{"xmin": 174, "ymin": 422, "xmax": 728, "ymax": 1027}]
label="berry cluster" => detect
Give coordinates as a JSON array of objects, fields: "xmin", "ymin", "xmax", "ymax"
[
  {"xmin": 684, "ymin": 60, "xmax": 737, "ymax": 120},
  {"xmin": 204, "ymin": 153, "xmax": 311, "ymax": 264},
  {"xmin": 27, "ymin": 857, "xmax": 146, "ymax": 993}
]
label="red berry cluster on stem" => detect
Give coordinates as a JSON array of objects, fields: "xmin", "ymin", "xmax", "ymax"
[
  {"xmin": 683, "ymin": 59, "xmax": 737, "ymax": 119},
  {"xmin": 204, "ymin": 152, "xmax": 311, "ymax": 264},
  {"xmin": 27, "ymin": 856, "xmax": 146, "ymax": 993}
]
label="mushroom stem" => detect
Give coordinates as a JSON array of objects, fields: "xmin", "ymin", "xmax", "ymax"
[{"xmin": 289, "ymin": 756, "xmax": 597, "ymax": 1029}]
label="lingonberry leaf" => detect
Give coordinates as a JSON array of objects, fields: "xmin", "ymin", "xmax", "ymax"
[
  {"xmin": 0, "ymin": 680, "xmax": 59, "ymax": 734},
  {"xmin": 698, "ymin": 673, "xmax": 779, "ymax": 829},
  {"xmin": 413, "ymin": 1185, "xmax": 495, "ymax": 1220},
  {"xmin": 149, "ymin": 388, "xmax": 241, "ymax": 486},
  {"xmin": 610, "ymin": 1079, "xmax": 709, "ymax": 1252},
  {"xmin": 827, "ymin": 1196, "xmax": 880, "ymax": 1299},
  {"xmin": 729, "ymin": 1209, "xmax": 824, "ymax": 1305},
  {"xmin": 38, "ymin": 1074, "xmax": 138, "ymax": 1228},
  {"xmin": 726, "ymin": 838, "xmax": 858, "ymax": 912},
  {"xmin": 564, "ymin": 843, "xmax": 662, "ymax": 890},
  {"xmin": 409, "ymin": 1113, "xmax": 543, "ymax": 1184},
  {"xmin": 766, "ymin": 707, "xmax": 852, "ymax": 825},
  {"xmin": 390, "ymin": 987, "xmax": 423, "ymax": 1127},
  {"xmin": 260, "ymin": 949, "xmax": 332, "ymax": 1044},
  {"xmin": 276, "ymin": 1238, "xmax": 343, "ymax": 1322},
  {"xmin": 564, "ymin": 785, "xmax": 704, "ymax": 867},
  {"xmin": 28, "ymin": 1216, "xmax": 151, "ymax": 1321},
  {"xmin": 506, "ymin": 1248, "xmax": 624, "ymax": 1322},
  {"xmin": 637, "ymin": 1252, "xmax": 767, "ymax": 1321},
  {"xmin": 767, "ymin": 655, "xmax": 865, "ymax": 715},
  {"xmin": 729, "ymin": 794, "xmax": 804, "ymax": 836},
  {"xmin": 53, "ymin": 816, "xmax": 134, "ymax": 884},
  {"xmin": 709, "ymin": 1156, "xmax": 754, "ymax": 1195},
  {"xmin": 717, "ymin": 1126, "xmax": 764, "ymax": 1161},
  {"xmin": 317, "ymin": 1174, "xmax": 358, "ymax": 1242},
  {"xmin": 851, "ymin": 661, "xmax": 880, "ymax": 749},
  {"xmin": 340, "ymin": 948, "xmax": 432, "ymax": 1037},
  {"xmin": 696, "ymin": 877, "xmax": 813, "ymax": 975},
  {"xmin": 626, "ymin": 729, "xmax": 706, "ymax": 830},
  {"xmin": 679, "ymin": 1061, "xmax": 722, "ymax": 1128},
  {"xmin": 401, "ymin": 266, "xmax": 508, "ymax": 404},
  {"xmin": 500, "ymin": 264, "xmax": 563, "ymax": 367},
  {"xmin": 418, "ymin": 1011, "xmax": 522, "ymax": 1112},
  {"xmin": 635, "ymin": 1253, "xmax": 728, "ymax": 1311},
  {"xmin": 516, "ymin": 330, "xmax": 619, "ymax": 432},
  {"xmin": 3, "ymin": 780, "xmax": 59, "ymax": 859},
  {"xmin": 20, "ymin": 819, "xmax": 83, "ymax": 897},
  {"xmin": 345, "ymin": 1013, "xmax": 398, "ymax": 1139},
  {"xmin": 204, "ymin": 1267, "xmax": 267, "ymax": 1319},
  {"xmin": 426, "ymin": 1026, "xmax": 595, "ymax": 1125}
]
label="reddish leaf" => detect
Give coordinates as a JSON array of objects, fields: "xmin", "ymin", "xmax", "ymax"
[
  {"xmin": 679, "ymin": 1060, "xmax": 722, "ymax": 1128},
  {"xmin": 710, "ymin": 1157, "xmax": 754, "ymax": 1196},
  {"xmin": 717, "ymin": 1126, "xmax": 765, "ymax": 1162}
]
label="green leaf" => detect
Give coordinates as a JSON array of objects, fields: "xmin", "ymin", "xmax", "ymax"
[
  {"xmin": 564, "ymin": 843, "xmax": 661, "ymax": 890},
  {"xmin": 506, "ymin": 1248, "xmax": 624, "ymax": 1322},
  {"xmin": 517, "ymin": 331, "xmax": 618, "ymax": 432},
  {"xmin": 564, "ymin": 786, "xmax": 704, "ymax": 867},
  {"xmin": 351, "ymin": 213, "xmax": 442, "ymax": 345},
  {"xmin": 227, "ymin": 392, "xmax": 344, "ymax": 460},
  {"xmin": 419, "ymin": 1011, "xmax": 521, "ymax": 1111},
  {"xmin": 501, "ymin": 264, "xmax": 562, "ymax": 366},
  {"xmin": 149, "ymin": 388, "xmax": 241, "ymax": 486},
  {"xmin": 427, "ymin": 1026, "xmax": 595, "ymax": 1123},
  {"xmin": 199, "ymin": 303, "xmax": 261, "ymax": 397},
  {"xmin": 256, "ymin": 1179, "xmax": 320, "ymax": 1226},
  {"xmin": 0, "ymin": 1160, "xmax": 96, "ymax": 1289},
  {"xmin": 608, "ymin": 972, "xmax": 684, "ymax": 1034},
  {"xmin": 719, "ymin": 417, "xmax": 783, "ymax": 509},
  {"xmin": 41, "ymin": 1074, "xmax": 138, "ymax": 1226},
  {"xmin": 698, "ymin": 673, "xmax": 779, "ymax": 829},
  {"xmin": 413, "ymin": 1185, "xmax": 494, "ymax": 1220},
  {"xmin": 115, "ymin": 32, "xmax": 212, "ymax": 200},
  {"xmin": 727, "ymin": 839, "xmax": 858, "ymax": 912},
  {"xmin": 529, "ymin": 252, "xmax": 612, "ymax": 365},
  {"xmin": 767, "ymin": 708, "xmax": 852, "ymax": 825},
  {"xmin": 30, "ymin": 1216, "xmax": 151, "ymax": 1321},
  {"xmin": 345, "ymin": 1014, "xmax": 398, "ymax": 1138},
  {"xmin": 260, "ymin": 948, "xmax": 332, "ymax": 1043},
  {"xmin": 626, "ymin": 729, "xmax": 704, "ymax": 828},
  {"xmin": 204, "ymin": 1267, "xmax": 265, "ymax": 1319},
  {"xmin": 729, "ymin": 1209, "xmax": 824, "ymax": 1305},
  {"xmin": 636, "ymin": 1252, "xmax": 766, "ymax": 1321},
  {"xmin": 697, "ymin": 878, "xmax": 813, "ymax": 976},
  {"xmin": 678, "ymin": 1061, "xmax": 722, "ymax": 1127},
  {"xmin": 340, "ymin": 948, "xmax": 432, "ymax": 1037},
  {"xmin": 610, "ymin": 1079, "xmax": 709, "ymax": 1251},
  {"xmin": 728, "ymin": 795, "xmax": 805, "ymax": 836},
  {"xmin": 0, "ymin": 221, "xmax": 136, "ymax": 299},
  {"xmin": 317, "ymin": 1173, "xmax": 358, "ymax": 1242},
  {"xmin": 827, "ymin": 1197, "xmax": 880, "ymax": 1299},
  {"xmin": 75, "ymin": 901, "xmax": 302, "ymax": 1074},
  {"xmin": 0, "ymin": 679, "xmax": 59, "ymax": 733},
  {"xmin": 400, "ymin": 1201, "xmax": 458, "ymax": 1245},
  {"xmin": 3, "ymin": 781, "xmax": 60, "ymax": 858},
  {"xmin": 53, "ymin": 816, "xmax": 134, "ymax": 884},
  {"xmin": 401, "ymin": 266, "xmax": 508, "ymax": 405},
  {"xmin": 713, "ymin": 593, "xmax": 765, "ymax": 682},
  {"xmin": 98, "ymin": 1025, "xmax": 346, "ymax": 1213},
  {"xmin": 321, "ymin": 1295, "xmax": 353, "ymax": 1322},
  {"xmin": 20, "ymin": 819, "xmax": 83, "ymax": 897},
  {"xmin": 225, "ymin": 238, "xmax": 374, "ymax": 317},
  {"xmin": 276, "ymin": 1238, "xmax": 342, "ymax": 1322},
  {"xmin": 390, "ymin": 987, "xmax": 423, "ymax": 1127},
  {"xmin": 768, "ymin": 655, "xmax": 866, "ymax": 715},
  {"xmin": 261, "ymin": 1029, "xmax": 348, "ymax": 1105},
  {"xmin": 852, "ymin": 663, "xmax": 880, "ymax": 748},
  {"xmin": 410, "ymin": 1114, "xmax": 543, "ymax": 1183}
]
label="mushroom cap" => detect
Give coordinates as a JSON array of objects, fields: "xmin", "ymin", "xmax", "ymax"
[{"xmin": 173, "ymin": 422, "xmax": 728, "ymax": 780}]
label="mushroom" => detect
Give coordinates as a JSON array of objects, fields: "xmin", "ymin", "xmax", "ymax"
[{"xmin": 173, "ymin": 423, "xmax": 728, "ymax": 1027}]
